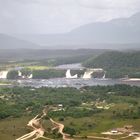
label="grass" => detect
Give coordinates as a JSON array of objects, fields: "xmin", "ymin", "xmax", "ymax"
[
  {"xmin": 52, "ymin": 116, "xmax": 140, "ymax": 138},
  {"xmin": 0, "ymin": 80, "xmax": 12, "ymax": 85},
  {"xmin": 26, "ymin": 65, "xmax": 51, "ymax": 70},
  {"xmin": 0, "ymin": 115, "xmax": 139, "ymax": 140},
  {"xmin": 0, "ymin": 85, "xmax": 140, "ymax": 140},
  {"xmin": 0, "ymin": 116, "xmax": 32, "ymax": 140}
]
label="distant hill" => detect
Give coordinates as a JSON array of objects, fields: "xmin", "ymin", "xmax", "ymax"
[
  {"xmin": 69, "ymin": 12, "xmax": 140, "ymax": 44},
  {"xmin": 15, "ymin": 12, "xmax": 140, "ymax": 49},
  {"xmin": 1, "ymin": 12, "xmax": 140, "ymax": 50},
  {"xmin": 0, "ymin": 33, "xmax": 39, "ymax": 49},
  {"xmin": 83, "ymin": 51, "xmax": 140, "ymax": 69},
  {"xmin": 83, "ymin": 51, "xmax": 140, "ymax": 78},
  {"xmin": 0, "ymin": 49, "xmax": 106, "ymax": 62}
]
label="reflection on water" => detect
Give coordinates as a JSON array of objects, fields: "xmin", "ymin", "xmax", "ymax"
[{"xmin": 18, "ymin": 78, "xmax": 140, "ymax": 88}]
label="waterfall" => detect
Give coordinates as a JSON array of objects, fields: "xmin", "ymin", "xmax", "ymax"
[
  {"xmin": 0, "ymin": 71, "xmax": 8, "ymax": 79},
  {"xmin": 66, "ymin": 69, "xmax": 78, "ymax": 79},
  {"xmin": 82, "ymin": 71, "xmax": 93, "ymax": 79},
  {"xmin": 102, "ymin": 73, "xmax": 106, "ymax": 79},
  {"xmin": 28, "ymin": 74, "xmax": 33, "ymax": 79},
  {"xmin": 18, "ymin": 71, "xmax": 22, "ymax": 77}
]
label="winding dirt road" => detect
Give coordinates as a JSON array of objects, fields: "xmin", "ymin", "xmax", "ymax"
[
  {"xmin": 16, "ymin": 107, "xmax": 135, "ymax": 140},
  {"xmin": 50, "ymin": 118, "xmax": 73, "ymax": 140},
  {"xmin": 16, "ymin": 107, "xmax": 72, "ymax": 140},
  {"xmin": 16, "ymin": 108, "xmax": 53, "ymax": 140}
]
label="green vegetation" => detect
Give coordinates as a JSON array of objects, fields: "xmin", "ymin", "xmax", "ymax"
[
  {"xmin": 0, "ymin": 49, "xmax": 106, "ymax": 79},
  {"xmin": 0, "ymin": 49, "xmax": 104, "ymax": 66},
  {"xmin": 83, "ymin": 51, "xmax": 140, "ymax": 69},
  {"xmin": 7, "ymin": 69, "xmax": 66, "ymax": 79},
  {"xmin": 32, "ymin": 69, "xmax": 66, "ymax": 79},
  {"xmin": 0, "ymin": 85, "xmax": 140, "ymax": 119},
  {"xmin": 0, "ymin": 85, "xmax": 140, "ymax": 139},
  {"xmin": 7, "ymin": 70, "xmax": 18, "ymax": 79},
  {"xmin": 83, "ymin": 51, "xmax": 140, "ymax": 78},
  {"xmin": 7, "ymin": 68, "xmax": 85, "ymax": 79}
]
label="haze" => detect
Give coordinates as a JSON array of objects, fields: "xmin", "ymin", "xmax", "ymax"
[
  {"xmin": 0, "ymin": 0, "xmax": 140, "ymax": 34},
  {"xmin": 0, "ymin": 0, "xmax": 140, "ymax": 49}
]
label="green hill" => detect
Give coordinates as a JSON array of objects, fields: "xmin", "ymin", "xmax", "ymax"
[{"xmin": 83, "ymin": 51, "xmax": 140, "ymax": 78}]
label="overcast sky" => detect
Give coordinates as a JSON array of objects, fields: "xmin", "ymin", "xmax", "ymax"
[{"xmin": 0, "ymin": 0, "xmax": 140, "ymax": 34}]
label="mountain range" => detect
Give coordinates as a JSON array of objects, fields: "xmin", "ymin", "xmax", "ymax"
[
  {"xmin": 0, "ymin": 34, "xmax": 39, "ymax": 49},
  {"xmin": 0, "ymin": 12, "xmax": 140, "ymax": 49}
]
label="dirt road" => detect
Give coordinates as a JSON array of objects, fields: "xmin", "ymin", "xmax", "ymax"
[
  {"xmin": 16, "ymin": 107, "xmax": 71, "ymax": 140},
  {"xmin": 16, "ymin": 109, "xmax": 53, "ymax": 140},
  {"xmin": 50, "ymin": 118, "xmax": 73, "ymax": 140}
]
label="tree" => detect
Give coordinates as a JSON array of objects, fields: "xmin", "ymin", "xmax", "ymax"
[
  {"xmin": 64, "ymin": 127, "xmax": 76, "ymax": 137},
  {"xmin": 7, "ymin": 70, "xmax": 18, "ymax": 79}
]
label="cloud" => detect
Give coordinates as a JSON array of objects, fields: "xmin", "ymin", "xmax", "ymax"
[
  {"xmin": 77, "ymin": 0, "xmax": 140, "ymax": 9},
  {"xmin": 0, "ymin": 0, "xmax": 140, "ymax": 34}
]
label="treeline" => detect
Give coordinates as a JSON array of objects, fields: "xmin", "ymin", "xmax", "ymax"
[
  {"xmin": 83, "ymin": 51, "xmax": 140, "ymax": 69},
  {"xmin": 86, "ymin": 84, "xmax": 140, "ymax": 98},
  {"xmin": 48, "ymin": 107, "xmax": 102, "ymax": 118},
  {"xmin": 112, "ymin": 106, "xmax": 140, "ymax": 119},
  {"xmin": 39, "ymin": 55, "xmax": 96, "ymax": 66},
  {"xmin": 32, "ymin": 69, "xmax": 65, "ymax": 79},
  {"xmin": 7, "ymin": 69, "xmax": 84, "ymax": 79},
  {"xmin": 33, "ymin": 69, "xmax": 85, "ymax": 79},
  {"xmin": 83, "ymin": 51, "xmax": 140, "ymax": 78},
  {"xmin": 0, "ymin": 85, "xmax": 140, "ymax": 120},
  {"xmin": 0, "ymin": 49, "xmax": 104, "ymax": 62}
]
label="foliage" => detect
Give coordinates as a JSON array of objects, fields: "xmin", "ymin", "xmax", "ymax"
[
  {"xmin": 32, "ymin": 69, "xmax": 65, "ymax": 79},
  {"xmin": 83, "ymin": 51, "xmax": 140, "ymax": 78},
  {"xmin": 0, "ymin": 85, "xmax": 140, "ymax": 120},
  {"xmin": 63, "ymin": 127, "xmax": 76, "ymax": 136},
  {"xmin": 7, "ymin": 70, "xmax": 18, "ymax": 79}
]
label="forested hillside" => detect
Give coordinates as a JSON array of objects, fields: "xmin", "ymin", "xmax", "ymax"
[{"xmin": 83, "ymin": 51, "xmax": 140, "ymax": 78}]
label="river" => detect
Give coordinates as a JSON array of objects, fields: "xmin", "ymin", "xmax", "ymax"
[
  {"xmin": 4, "ymin": 63, "xmax": 140, "ymax": 88},
  {"xmin": 17, "ymin": 78, "xmax": 140, "ymax": 88}
]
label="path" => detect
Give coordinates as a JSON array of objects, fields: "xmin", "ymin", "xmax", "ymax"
[{"xmin": 16, "ymin": 108, "xmax": 53, "ymax": 140}]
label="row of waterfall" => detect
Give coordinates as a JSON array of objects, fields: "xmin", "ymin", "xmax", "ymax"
[
  {"xmin": 0, "ymin": 70, "xmax": 33, "ymax": 79},
  {"xmin": 0, "ymin": 69, "xmax": 104, "ymax": 80},
  {"xmin": 18, "ymin": 71, "xmax": 33, "ymax": 79},
  {"xmin": 66, "ymin": 69, "xmax": 106, "ymax": 79}
]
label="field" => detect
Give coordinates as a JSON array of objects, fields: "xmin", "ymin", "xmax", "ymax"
[
  {"xmin": 0, "ymin": 117, "xmax": 31, "ymax": 140},
  {"xmin": 0, "ymin": 85, "xmax": 140, "ymax": 139},
  {"xmin": 25, "ymin": 65, "xmax": 51, "ymax": 70},
  {"xmin": 0, "ymin": 116, "xmax": 139, "ymax": 140}
]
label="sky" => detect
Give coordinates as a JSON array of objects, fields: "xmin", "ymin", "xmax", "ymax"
[{"xmin": 0, "ymin": 0, "xmax": 140, "ymax": 34}]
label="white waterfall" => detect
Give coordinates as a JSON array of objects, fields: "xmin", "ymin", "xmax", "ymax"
[
  {"xmin": 82, "ymin": 71, "xmax": 93, "ymax": 79},
  {"xmin": 66, "ymin": 69, "xmax": 78, "ymax": 79},
  {"xmin": 0, "ymin": 71, "xmax": 8, "ymax": 79},
  {"xmin": 28, "ymin": 74, "xmax": 33, "ymax": 79},
  {"xmin": 102, "ymin": 73, "xmax": 106, "ymax": 79},
  {"xmin": 18, "ymin": 71, "xmax": 22, "ymax": 77}
]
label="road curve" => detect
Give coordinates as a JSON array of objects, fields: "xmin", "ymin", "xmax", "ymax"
[
  {"xmin": 16, "ymin": 106, "xmax": 72, "ymax": 140},
  {"xmin": 16, "ymin": 108, "xmax": 53, "ymax": 140},
  {"xmin": 50, "ymin": 118, "xmax": 73, "ymax": 140}
]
